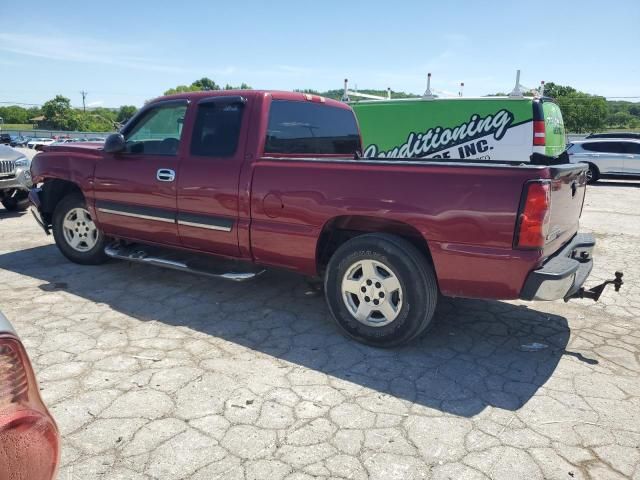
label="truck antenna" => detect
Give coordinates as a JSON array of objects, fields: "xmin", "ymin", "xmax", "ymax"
[
  {"xmin": 422, "ymin": 73, "xmax": 435, "ymax": 99},
  {"xmin": 341, "ymin": 78, "xmax": 350, "ymax": 102}
]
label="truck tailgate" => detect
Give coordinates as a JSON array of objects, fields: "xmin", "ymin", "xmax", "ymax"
[{"xmin": 543, "ymin": 164, "xmax": 588, "ymax": 258}]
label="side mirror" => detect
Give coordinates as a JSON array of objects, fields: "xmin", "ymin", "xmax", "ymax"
[{"xmin": 104, "ymin": 133, "xmax": 125, "ymax": 153}]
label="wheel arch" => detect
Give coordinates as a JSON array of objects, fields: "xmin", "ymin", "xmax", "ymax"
[
  {"xmin": 315, "ymin": 215, "xmax": 434, "ymax": 276},
  {"xmin": 39, "ymin": 179, "xmax": 84, "ymax": 225}
]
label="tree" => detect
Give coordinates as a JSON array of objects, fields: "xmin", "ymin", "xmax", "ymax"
[
  {"xmin": 556, "ymin": 92, "xmax": 607, "ymax": 133},
  {"xmin": 191, "ymin": 77, "xmax": 219, "ymax": 91},
  {"xmin": 543, "ymin": 82, "xmax": 577, "ymax": 98},
  {"xmin": 41, "ymin": 95, "xmax": 72, "ymax": 122},
  {"xmin": 609, "ymin": 111, "xmax": 634, "ymax": 127},
  {"xmin": 41, "ymin": 95, "xmax": 81, "ymax": 130},
  {"xmin": 164, "ymin": 84, "xmax": 200, "ymax": 95},
  {"xmin": 0, "ymin": 105, "xmax": 29, "ymax": 124},
  {"xmin": 117, "ymin": 105, "xmax": 137, "ymax": 123}
]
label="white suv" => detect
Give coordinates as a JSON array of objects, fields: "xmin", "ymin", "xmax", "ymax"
[
  {"xmin": 567, "ymin": 139, "xmax": 640, "ymax": 183},
  {"xmin": 26, "ymin": 138, "xmax": 55, "ymax": 149}
]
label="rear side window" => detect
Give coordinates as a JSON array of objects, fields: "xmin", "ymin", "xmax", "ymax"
[
  {"xmin": 265, "ymin": 100, "xmax": 360, "ymax": 155},
  {"xmin": 582, "ymin": 142, "xmax": 626, "ymax": 154},
  {"xmin": 191, "ymin": 101, "xmax": 244, "ymax": 157},
  {"xmin": 627, "ymin": 142, "xmax": 640, "ymax": 154}
]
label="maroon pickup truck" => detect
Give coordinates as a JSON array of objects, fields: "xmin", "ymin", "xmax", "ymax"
[{"xmin": 28, "ymin": 90, "xmax": 622, "ymax": 347}]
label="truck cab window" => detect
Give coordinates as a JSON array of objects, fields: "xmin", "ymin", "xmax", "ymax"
[
  {"xmin": 265, "ymin": 100, "xmax": 360, "ymax": 155},
  {"xmin": 124, "ymin": 104, "xmax": 187, "ymax": 155},
  {"xmin": 190, "ymin": 101, "xmax": 244, "ymax": 157}
]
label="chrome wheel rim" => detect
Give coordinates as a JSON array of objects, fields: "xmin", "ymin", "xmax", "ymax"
[
  {"xmin": 62, "ymin": 207, "xmax": 98, "ymax": 252},
  {"xmin": 341, "ymin": 259, "xmax": 403, "ymax": 327}
]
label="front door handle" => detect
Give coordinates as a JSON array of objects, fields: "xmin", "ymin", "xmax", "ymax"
[{"xmin": 157, "ymin": 169, "xmax": 175, "ymax": 182}]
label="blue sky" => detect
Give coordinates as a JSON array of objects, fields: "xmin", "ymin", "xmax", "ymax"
[{"xmin": 1, "ymin": 0, "xmax": 638, "ymax": 108}]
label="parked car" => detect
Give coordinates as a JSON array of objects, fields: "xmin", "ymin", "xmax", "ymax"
[
  {"xmin": 10, "ymin": 136, "xmax": 31, "ymax": 147},
  {"xmin": 26, "ymin": 138, "xmax": 55, "ymax": 149},
  {"xmin": 586, "ymin": 132, "xmax": 640, "ymax": 140},
  {"xmin": 29, "ymin": 90, "xmax": 621, "ymax": 347},
  {"xmin": 0, "ymin": 311, "xmax": 60, "ymax": 479},
  {"xmin": 0, "ymin": 133, "xmax": 11, "ymax": 145},
  {"xmin": 0, "ymin": 145, "xmax": 32, "ymax": 211},
  {"xmin": 567, "ymin": 139, "xmax": 640, "ymax": 183}
]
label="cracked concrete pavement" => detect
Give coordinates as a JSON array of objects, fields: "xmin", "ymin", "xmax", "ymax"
[{"xmin": 0, "ymin": 180, "xmax": 638, "ymax": 480}]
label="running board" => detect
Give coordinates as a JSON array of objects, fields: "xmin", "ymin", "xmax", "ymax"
[{"xmin": 104, "ymin": 243, "xmax": 264, "ymax": 282}]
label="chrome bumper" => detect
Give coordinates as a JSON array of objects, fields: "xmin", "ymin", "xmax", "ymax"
[
  {"xmin": 0, "ymin": 168, "xmax": 32, "ymax": 191},
  {"xmin": 520, "ymin": 233, "xmax": 595, "ymax": 301}
]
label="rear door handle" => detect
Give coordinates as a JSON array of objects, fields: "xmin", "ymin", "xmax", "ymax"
[{"xmin": 157, "ymin": 169, "xmax": 175, "ymax": 182}]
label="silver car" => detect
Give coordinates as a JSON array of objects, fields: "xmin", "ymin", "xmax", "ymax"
[
  {"xmin": 0, "ymin": 145, "xmax": 33, "ymax": 211},
  {"xmin": 567, "ymin": 138, "xmax": 640, "ymax": 183}
]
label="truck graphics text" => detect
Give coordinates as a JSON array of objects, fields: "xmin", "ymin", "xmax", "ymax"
[{"xmin": 363, "ymin": 109, "xmax": 515, "ymax": 159}]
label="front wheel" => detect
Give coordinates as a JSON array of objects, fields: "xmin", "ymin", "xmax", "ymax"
[
  {"xmin": 52, "ymin": 193, "xmax": 108, "ymax": 265},
  {"xmin": 586, "ymin": 163, "xmax": 599, "ymax": 184},
  {"xmin": 324, "ymin": 233, "xmax": 438, "ymax": 347},
  {"xmin": 1, "ymin": 191, "xmax": 30, "ymax": 211}
]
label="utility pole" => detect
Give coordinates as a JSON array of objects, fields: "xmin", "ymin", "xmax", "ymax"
[{"xmin": 80, "ymin": 90, "xmax": 88, "ymax": 113}]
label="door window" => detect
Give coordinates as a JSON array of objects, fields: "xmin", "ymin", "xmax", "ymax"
[
  {"xmin": 190, "ymin": 100, "xmax": 244, "ymax": 157},
  {"xmin": 124, "ymin": 103, "xmax": 187, "ymax": 155}
]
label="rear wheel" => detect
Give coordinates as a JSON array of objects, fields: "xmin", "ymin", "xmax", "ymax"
[
  {"xmin": 324, "ymin": 233, "xmax": 438, "ymax": 347},
  {"xmin": 586, "ymin": 163, "xmax": 599, "ymax": 184},
  {"xmin": 52, "ymin": 193, "xmax": 108, "ymax": 265},
  {"xmin": 1, "ymin": 191, "xmax": 29, "ymax": 211}
]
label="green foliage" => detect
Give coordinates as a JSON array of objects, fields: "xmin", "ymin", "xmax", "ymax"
[
  {"xmin": 535, "ymin": 81, "xmax": 637, "ymax": 133},
  {"xmin": 117, "ymin": 105, "xmax": 137, "ymax": 123},
  {"xmin": 163, "ymin": 84, "xmax": 202, "ymax": 95},
  {"xmin": 555, "ymin": 91, "xmax": 608, "ymax": 133},
  {"xmin": 191, "ymin": 78, "xmax": 219, "ymax": 91},
  {"xmin": 224, "ymin": 83, "xmax": 251, "ymax": 90},
  {"xmin": 164, "ymin": 78, "xmax": 252, "ymax": 95},
  {"xmin": 0, "ymin": 105, "xmax": 30, "ymax": 124}
]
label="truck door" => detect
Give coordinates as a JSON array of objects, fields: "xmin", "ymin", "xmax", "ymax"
[
  {"xmin": 93, "ymin": 99, "xmax": 188, "ymax": 246},
  {"xmin": 623, "ymin": 141, "xmax": 640, "ymax": 174},
  {"xmin": 176, "ymin": 96, "xmax": 249, "ymax": 257}
]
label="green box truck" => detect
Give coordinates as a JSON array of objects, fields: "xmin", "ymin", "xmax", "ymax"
[{"xmin": 351, "ymin": 95, "xmax": 566, "ymax": 162}]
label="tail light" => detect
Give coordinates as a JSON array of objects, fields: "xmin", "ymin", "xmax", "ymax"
[
  {"xmin": 515, "ymin": 181, "xmax": 551, "ymax": 249},
  {"xmin": 533, "ymin": 120, "xmax": 546, "ymax": 146},
  {"xmin": 0, "ymin": 332, "xmax": 60, "ymax": 480}
]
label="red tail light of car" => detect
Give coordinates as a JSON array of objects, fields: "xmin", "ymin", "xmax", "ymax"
[
  {"xmin": 533, "ymin": 120, "xmax": 546, "ymax": 147},
  {"xmin": 515, "ymin": 181, "xmax": 551, "ymax": 249},
  {"xmin": 0, "ymin": 331, "xmax": 60, "ymax": 480}
]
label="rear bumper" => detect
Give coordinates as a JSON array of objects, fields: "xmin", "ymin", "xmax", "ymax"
[{"xmin": 520, "ymin": 233, "xmax": 595, "ymax": 301}]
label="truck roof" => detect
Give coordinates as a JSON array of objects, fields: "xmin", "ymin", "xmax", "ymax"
[{"xmin": 153, "ymin": 90, "xmax": 352, "ymax": 110}]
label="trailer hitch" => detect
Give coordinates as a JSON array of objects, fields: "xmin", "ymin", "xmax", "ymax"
[{"xmin": 565, "ymin": 271, "xmax": 624, "ymax": 302}]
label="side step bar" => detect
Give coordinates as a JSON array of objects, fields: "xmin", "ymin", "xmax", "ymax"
[{"xmin": 104, "ymin": 243, "xmax": 264, "ymax": 282}]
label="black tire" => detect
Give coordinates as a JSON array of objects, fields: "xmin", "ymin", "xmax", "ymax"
[
  {"xmin": 52, "ymin": 193, "xmax": 109, "ymax": 265},
  {"xmin": 1, "ymin": 191, "xmax": 30, "ymax": 211},
  {"xmin": 324, "ymin": 233, "xmax": 438, "ymax": 348},
  {"xmin": 586, "ymin": 163, "xmax": 599, "ymax": 184}
]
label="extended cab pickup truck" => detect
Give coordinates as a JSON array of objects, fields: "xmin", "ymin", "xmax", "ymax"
[{"xmin": 28, "ymin": 90, "xmax": 622, "ymax": 347}]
